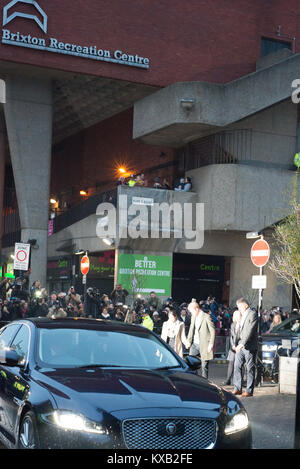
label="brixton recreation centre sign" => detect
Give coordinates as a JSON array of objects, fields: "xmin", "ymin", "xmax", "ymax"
[
  {"xmin": 118, "ymin": 254, "xmax": 172, "ymax": 297},
  {"xmin": 2, "ymin": 0, "xmax": 150, "ymax": 69}
]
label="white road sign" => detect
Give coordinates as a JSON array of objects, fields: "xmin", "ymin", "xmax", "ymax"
[
  {"xmin": 14, "ymin": 243, "xmax": 30, "ymax": 271},
  {"xmin": 252, "ymin": 275, "xmax": 267, "ymax": 290}
]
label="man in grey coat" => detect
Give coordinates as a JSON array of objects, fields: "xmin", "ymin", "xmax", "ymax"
[
  {"xmin": 233, "ymin": 298, "xmax": 258, "ymax": 397},
  {"xmin": 187, "ymin": 302, "xmax": 215, "ymax": 379}
]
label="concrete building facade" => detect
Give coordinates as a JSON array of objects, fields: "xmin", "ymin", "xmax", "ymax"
[{"xmin": 1, "ymin": 0, "xmax": 300, "ymax": 309}]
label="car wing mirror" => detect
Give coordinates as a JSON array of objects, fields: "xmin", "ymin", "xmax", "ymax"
[
  {"xmin": 0, "ymin": 348, "xmax": 21, "ymax": 367},
  {"xmin": 185, "ymin": 355, "xmax": 201, "ymax": 370}
]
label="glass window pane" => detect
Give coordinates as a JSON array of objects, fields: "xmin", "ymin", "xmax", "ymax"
[{"xmin": 10, "ymin": 325, "xmax": 30, "ymax": 365}]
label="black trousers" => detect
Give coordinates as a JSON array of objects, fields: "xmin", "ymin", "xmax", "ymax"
[{"xmin": 233, "ymin": 348, "xmax": 257, "ymax": 394}]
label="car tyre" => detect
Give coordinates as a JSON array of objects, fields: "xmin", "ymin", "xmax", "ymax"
[{"xmin": 18, "ymin": 410, "xmax": 40, "ymax": 449}]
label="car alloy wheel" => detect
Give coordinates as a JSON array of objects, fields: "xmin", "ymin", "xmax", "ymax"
[{"xmin": 18, "ymin": 411, "xmax": 39, "ymax": 449}]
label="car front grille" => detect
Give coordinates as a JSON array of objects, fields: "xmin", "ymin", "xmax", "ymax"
[{"xmin": 122, "ymin": 417, "xmax": 217, "ymax": 449}]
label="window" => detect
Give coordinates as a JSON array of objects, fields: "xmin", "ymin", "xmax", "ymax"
[
  {"xmin": 260, "ymin": 37, "xmax": 291, "ymax": 58},
  {"xmin": 10, "ymin": 325, "xmax": 30, "ymax": 365},
  {"xmin": 273, "ymin": 318, "xmax": 300, "ymax": 334},
  {"xmin": 0, "ymin": 324, "xmax": 20, "ymax": 351},
  {"xmin": 37, "ymin": 328, "xmax": 181, "ymax": 369}
]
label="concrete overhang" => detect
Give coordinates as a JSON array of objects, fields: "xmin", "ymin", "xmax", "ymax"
[
  {"xmin": 133, "ymin": 52, "xmax": 300, "ymax": 147},
  {"xmin": 0, "ymin": 60, "xmax": 157, "ymax": 145}
]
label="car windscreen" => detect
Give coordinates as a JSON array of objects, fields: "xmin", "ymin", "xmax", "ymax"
[
  {"xmin": 271, "ymin": 317, "xmax": 300, "ymax": 334},
  {"xmin": 36, "ymin": 327, "xmax": 182, "ymax": 369}
]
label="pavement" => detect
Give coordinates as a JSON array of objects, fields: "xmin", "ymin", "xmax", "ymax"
[{"xmin": 210, "ymin": 361, "xmax": 297, "ymax": 449}]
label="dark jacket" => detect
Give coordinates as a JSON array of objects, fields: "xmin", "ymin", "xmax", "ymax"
[
  {"xmin": 227, "ymin": 322, "xmax": 239, "ymax": 361},
  {"xmin": 237, "ymin": 308, "xmax": 258, "ymax": 352},
  {"xmin": 110, "ymin": 288, "xmax": 129, "ymax": 305},
  {"xmin": 85, "ymin": 292, "xmax": 100, "ymax": 318}
]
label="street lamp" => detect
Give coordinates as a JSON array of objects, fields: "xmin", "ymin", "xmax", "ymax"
[
  {"xmin": 180, "ymin": 98, "xmax": 196, "ymax": 110},
  {"xmin": 103, "ymin": 238, "xmax": 115, "ymax": 247}
]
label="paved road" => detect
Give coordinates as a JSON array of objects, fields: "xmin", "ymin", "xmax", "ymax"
[
  {"xmin": 210, "ymin": 362, "xmax": 296, "ymax": 449},
  {"xmin": 0, "ymin": 362, "xmax": 296, "ymax": 450}
]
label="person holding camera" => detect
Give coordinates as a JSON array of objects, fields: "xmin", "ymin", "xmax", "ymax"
[
  {"xmin": 85, "ymin": 287, "xmax": 100, "ymax": 318},
  {"xmin": 30, "ymin": 280, "xmax": 41, "ymax": 298},
  {"xmin": 110, "ymin": 284, "xmax": 129, "ymax": 305},
  {"xmin": 28, "ymin": 295, "xmax": 49, "ymax": 317},
  {"xmin": 65, "ymin": 286, "xmax": 81, "ymax": 315}
]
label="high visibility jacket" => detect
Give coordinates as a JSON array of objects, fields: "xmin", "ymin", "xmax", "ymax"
[
  {"xmin": 142, "ymin": 315, "xmax": 154, "ymax": 331},
  {"xmin": 128, "ymin": 179, "xmax": 136, "ymax": 187}
]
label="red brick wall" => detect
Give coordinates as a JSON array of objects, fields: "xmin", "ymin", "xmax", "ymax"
[
  {"xmin": 1, "ymin": 0, "xmax": 299, "ymax": 87},
  {"xmin": 50, "ymin": 108, "xmax": 176, "ymax": 206}
]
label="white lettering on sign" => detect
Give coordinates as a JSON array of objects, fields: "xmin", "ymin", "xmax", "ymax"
[
  {"xmin": 251, "ymin": 250, "xmax": 269, "ymax": 257},
  {"xmin": 2, "ymin": 28, "xmax": 150, "ymax": 69}
]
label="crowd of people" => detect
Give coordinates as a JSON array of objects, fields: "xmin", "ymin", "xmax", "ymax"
[
  {"xmin": 0, "ymin": 277, "xmax": 296, "ymax": 337},
  {"xmin": 0, "ymin": 278, "xmax": 230, "ymax": 337},
  {"xmin": 1, "ymin": 276, "xmax": 298, "ymax": 386},
  {"xmin": 117, "ymin": 173, "xmax": 192, "ymax": 192}
]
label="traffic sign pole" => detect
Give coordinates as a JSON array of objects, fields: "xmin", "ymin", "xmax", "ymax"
[
  {"xmin": 250, "ymin": 238, "xmax": 270, "ymax": 387},
  {"xmin": 80, "ymin": 254, "xmax": 90, "ymax": 312},
  {"xmin": 258, "ymin": 266, "xmax": 263, "ymax": 336}
]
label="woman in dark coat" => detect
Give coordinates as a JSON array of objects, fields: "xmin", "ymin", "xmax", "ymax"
[{"xmin": 223, "ymin": 309, "xmax": 242, "ymax": 385}]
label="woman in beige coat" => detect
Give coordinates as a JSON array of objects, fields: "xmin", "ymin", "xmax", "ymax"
[{"xmin": 161, "ymin": 310, "xmax": 189, "ymax": 358}]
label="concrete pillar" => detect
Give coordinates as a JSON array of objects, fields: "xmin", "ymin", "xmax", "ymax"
[
  {"xmin": 0, "ymin": 83, "xmax": 6, "ymax": 258},
  {"xmin": 4, "ymin": 74, "xmax": 52, "ymax": 287},
  {"xmin": 0, "ymin": 119, "xmax": 5, "ymax": 250}
]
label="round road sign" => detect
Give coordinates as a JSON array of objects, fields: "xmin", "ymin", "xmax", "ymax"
[
  {"xmin": 16, "ymin": 250, "xmax": 27, "ymax": 262},
  {"xmin": 80, "ymin": 255, "xmax": 90, "ymax": 275},
  {"xmin": 250, "ymin": 239, "xmax": 270, "ymax": 268}
]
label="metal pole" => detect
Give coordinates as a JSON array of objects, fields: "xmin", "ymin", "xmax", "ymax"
[
  {"xmin": 256, "ymin": 265, "xmax": 263, "ymax": 387},
  {"xmin": 258, "ymin": 266, "xmax": 263, "ymax": 336}
]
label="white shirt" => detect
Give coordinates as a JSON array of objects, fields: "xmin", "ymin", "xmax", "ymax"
[{"xmin": 193, "ymin": 311, "xmax": 203, "ymax": 345}]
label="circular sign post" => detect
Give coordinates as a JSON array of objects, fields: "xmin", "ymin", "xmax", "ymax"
[
  {"xmin": 80, "ymin": 254, "xmax": 89, "ymax": 307},
  {"xmin": 80, "ymin": 255, "xmax": 90, "ymax": 275},
  {"xmin": 250, "ymin": 239, "xmax": 270, "ymax": 268}
]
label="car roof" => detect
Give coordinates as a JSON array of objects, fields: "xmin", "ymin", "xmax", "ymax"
[{"xmin": 20, "ymin": 317, "xmax": 146, "ymax": 333}]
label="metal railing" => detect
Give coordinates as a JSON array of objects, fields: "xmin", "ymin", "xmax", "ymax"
[
  {"xmin": 52, "ymin": 188, "xmax": 117, "ymax": 233},
  {"xmin": 214, "ymin": 334, "xmax": 230, "ymax": 358},
  {"xmin": 184, "ymin": 129, "xmax": 253, "ymax": 171}
]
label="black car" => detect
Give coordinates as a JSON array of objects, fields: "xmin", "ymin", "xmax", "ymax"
[
  {"xmin": 262, "ymin": 315, "xmax": 300, "ymax": 361},
  {"xmin": 261, "ymin": 315, "xmax": 300, "ymax": 381},
  {"xmin": 0, "ymin": 317, "xmax": 252, "ymax": 449}
]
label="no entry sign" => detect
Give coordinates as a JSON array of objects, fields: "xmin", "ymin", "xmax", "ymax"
[
  {"xmin": 80, "ymin": 255, "xmax": 90, "ymax": 275},
  {"xmin": 250, "ymin": 239, "xmax": 270, "ymax": 268},
  {"xmin": 14, "ymin": 243, "xmax": 31, "ymax": 271}
]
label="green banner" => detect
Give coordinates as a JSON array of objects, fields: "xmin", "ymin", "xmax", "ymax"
[{"xmin": 118, "ymin": 253, "xmax": 172, "ymax": 297}]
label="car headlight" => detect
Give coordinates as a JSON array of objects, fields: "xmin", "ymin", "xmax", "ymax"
[
  {"xmin": 224, "ymin": 410, "xmax": 249, "ymax": 435},
  {"xmin": 53, "ymin": 411, "xmax": 106, "ymax": 434}
]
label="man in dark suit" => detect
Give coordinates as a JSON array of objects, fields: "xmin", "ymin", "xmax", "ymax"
[{"xmin": 233, "ymin": 298, "xmax": 258, "ymax": 397}]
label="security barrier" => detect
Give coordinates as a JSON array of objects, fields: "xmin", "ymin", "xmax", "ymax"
[{"xmin": 214, "ymin": 333, "xmax": 230, "ymax": 359}]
